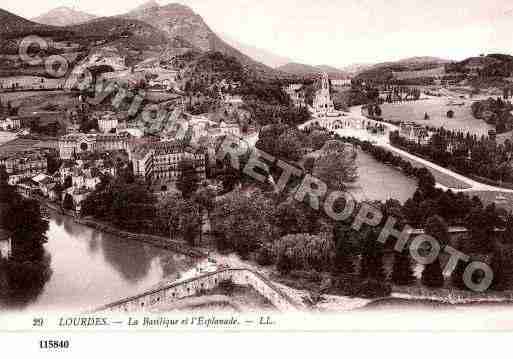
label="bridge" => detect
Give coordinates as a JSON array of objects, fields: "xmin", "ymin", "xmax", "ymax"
[
  {"xmin": 300, "ymin": 109, "xmax": 397, "ymax": 134},
  {"xmin": 94, "ymin": 268, "xmax": 303, "ymax": 313}
]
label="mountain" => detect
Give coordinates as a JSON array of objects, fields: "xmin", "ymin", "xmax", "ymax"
[
  {"xmin": 0, "ymin": 4, "xmax": 290, "ymax": 81},
  {"xmin": 127, "ymin": 0, "xmax": 160, "ymax": 14},
  {"xmin": 119, "ymin": 3, "xmax": 286, "ymax": 79},
  {"xmin": 277, "ymin": 62, "xmax": 349, "ymax": 79},
  {"xmin": 220, "ymin": 33, "xmax": 293, "ymax": 68},
  {"xmin": 339, "ymin": 63, "xmax": 375, "ymax": 76},
  {"xmin": 31, "ymin": 6, "xmax": 97, "ymax": 26},
  {"xmin": 0, "ymin": 8, "xmax": 71, "ymax": 38}
]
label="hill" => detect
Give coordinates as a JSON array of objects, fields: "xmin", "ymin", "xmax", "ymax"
[
  {"xmin": 277, "ymin": 62, "xmax": 349, "ymax": 79},
  {"xmin": 355, "ymin": 56, "xmax": 451, "ymax": 83},
  {"xmin": 31, "ymin": 6, "xmax": 97, "ymax": 26}
]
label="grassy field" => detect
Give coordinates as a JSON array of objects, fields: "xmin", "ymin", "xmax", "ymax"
[{"xmin": 381, "ymin": 97, "xmax": 494, "ymax": 136}]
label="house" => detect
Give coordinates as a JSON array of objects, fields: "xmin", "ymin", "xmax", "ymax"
[
  {"xmin": 399, "ymin": 122, "xmax": 430, "ymax": 144},
  {"xmin": 32, "ymin": 173, "xmax": 54, "ymax": 196},
  {"xmin": 283, "ymin": 84, "xmax": 307, "ymax": 108}
]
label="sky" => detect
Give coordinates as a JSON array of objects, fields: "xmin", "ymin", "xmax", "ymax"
[{"xmin": 1, "ymin": 0, "xmax": 513, "ymax": 67}]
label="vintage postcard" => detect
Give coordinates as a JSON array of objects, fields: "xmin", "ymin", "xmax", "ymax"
[{"xmin": 1, "ymin": 0, "xmax": 513, "ymax": 353}]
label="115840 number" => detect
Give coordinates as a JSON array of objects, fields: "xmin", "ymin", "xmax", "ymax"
[{"xmin": 39, "ymin": 340, "xmax": 70, "ymax": 350}]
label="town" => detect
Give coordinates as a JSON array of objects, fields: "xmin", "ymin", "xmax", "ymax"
[{"xmin": 2, "ymin": 1, "xmax": 513, "ymax": 320}]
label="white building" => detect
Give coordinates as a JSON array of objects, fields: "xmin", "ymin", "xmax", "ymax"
[
  {"xmin": 129, "ymin": 140, "xmax": 206, "ymax": 190},
  {"xmin": 219, "ymin": 121, "xmax": 241, "ymax": 137},
  {"xmin": 98, "ymin": 115, "xmax": 119, "ymax": 133},
  {"xmin": 58, "ymin": 132, "xmax": 131, "ymax": 159},
  {"xmin": 0, "ymin": 117, "xmax": 22, "ymax": 131},
  {"xmin": 331, "ymin": 79, "xmax": 351, "ymax": 87}
]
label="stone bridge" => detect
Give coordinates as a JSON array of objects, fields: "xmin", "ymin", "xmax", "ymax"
[{"xmin": 94, "ymin": 268, "xmax": 302, "ymax": 313}]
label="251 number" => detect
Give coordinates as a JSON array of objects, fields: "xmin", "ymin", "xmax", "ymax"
[{"xmin": 39, "ymin": 340, "xmax": 70, "ymax": 350}]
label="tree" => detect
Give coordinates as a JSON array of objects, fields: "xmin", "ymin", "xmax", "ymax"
[
  {"xmin": 313, "ymin": 140, "xmax": 358, "ymax": 192},
  {"xmin": 416, "ymin": 168, "xmax": 436, "ymax": 193},
  {"xmin": 62, "ymin": 193, "xmax": 74, "ymax": 211},
  {"xmin": 333, "ymin": 234, "xmax": 355, "ymax": 276},
  {"xmin": 176, "ymin": 158, "xmax": 200, "ymax": 199},
  {"xmin": 63, "ymin": 175, "xmax": 72, "ymax": 189},
  {"xmin": 274, "ymin": 200, "xmax": 312, "ymax": 236},
  {"xmin": 425, "ymin": 215, "xmax": 450, "ymax": 247},
  {"xmin": 212, "ymin": 189, "xmax": 276, "ymax": 258},
  {"xmin": 391, "ymin": 250, "xmax": 416, "ymax": 286},
  {"xmin": 277, "ymin": 250, "xmax": 294, "ymax": 275},
  {"xmin": 0, "ymin": 166, "xmax": 49, "ymax": 262},
  {"xmin": 421, "ymin": 258, "xmax": 444, "ymax": 288},
  {"xmin": 359, "ymin": 230, "xmax": 385, "ymax": 281},
  {"xmin": 490, "ymin": 247, "xmax": 513, "ymax": 291},
  {"xmin": 451, "ymin": 258, "xmax": 467, "ymax": 290},
  {"xmin": 178, "ymin": 200, "xmax": 201, "ymax": 246},
  {"xmin": 447, "ymin": 110, "xmax": 455, "ymax": 118},
  {"xmin": 194, "ymin": 186, "xmax": 216, "ymax": 214},
  {"xmin": 465, "ymin": 207, "xmax": 494, "ymax": 253}
]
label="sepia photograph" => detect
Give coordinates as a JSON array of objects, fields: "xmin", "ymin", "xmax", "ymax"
[{"xmin": 1, "ymin": 0, "xmax": 513, "ymax": 351}]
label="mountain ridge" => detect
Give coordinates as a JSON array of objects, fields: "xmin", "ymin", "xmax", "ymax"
[
  {"xmin": 277, "ymin": 62, "xmax": 350, "ymax": 79},
  {"xmin": 31, "ymin": 6, "xmax": 97, "ymax": 26}
]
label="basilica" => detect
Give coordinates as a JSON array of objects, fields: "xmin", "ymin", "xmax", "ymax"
[
  {"xmin": 312, "ymin": 72, "xmax": 335, "ymax": 114},
  {"xmin": 58, "ymin": 132, "xmax": 131, "ymax": 159}
]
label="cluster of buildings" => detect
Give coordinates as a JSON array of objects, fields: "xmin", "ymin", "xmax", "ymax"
[
  {"xmin": 15, "ymin": 155, "xmax": 118, "ymax": 215},
  {"xmin": 0, "ymin": 150, "xmax": 48, "ymax": 185},
  {"xmin": 186, "ymin": 115, "xmax": 241, "ymax": 141}
]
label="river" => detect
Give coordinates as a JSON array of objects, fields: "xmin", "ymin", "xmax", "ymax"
[{"xmin": 0, "ymin": 213, "xmax": 196, "ymax": 313}]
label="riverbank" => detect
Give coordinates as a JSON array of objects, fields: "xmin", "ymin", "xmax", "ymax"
[{"xmin": 42, "ymin": 200, "xmax": 206, "ymax": 259}]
